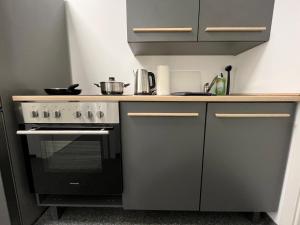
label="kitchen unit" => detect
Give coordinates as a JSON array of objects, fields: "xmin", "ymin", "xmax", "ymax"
[
  {"xmin": 127, "ymin": 0, "xmax": 275, "ymax": 55},
  {"xmin": 12, "ymin": 95, "xmax": 298, "ymax": 217}
]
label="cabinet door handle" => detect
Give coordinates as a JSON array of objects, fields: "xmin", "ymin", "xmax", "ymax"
[
  {"xmin": 133, "ymin": 27, "xmax": 193, "ymax": 33},
  {"xmin": 205, "ymin": 27, "xmax": 267, "ymax": 32},
  {"xmin": 128, "ymin": 112, "xmax": 199, "ymax": 117},
  {"xmin": 215, "ymin": 113, "xmax": 291, "ymax": 118}
]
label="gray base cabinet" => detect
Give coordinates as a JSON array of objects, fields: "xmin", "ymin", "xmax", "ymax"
[
  {"xmin": 201, "ymin": 103, "xmax": 295, "ymax": 211},
  {"xmin": 121, "ymin": 102, "xmax": 206, "ymax": 211}
]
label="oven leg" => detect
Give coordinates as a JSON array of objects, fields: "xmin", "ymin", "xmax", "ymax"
[{"xmin": 49, "ymin": 206, "xmax": 65, "ymax": 220}]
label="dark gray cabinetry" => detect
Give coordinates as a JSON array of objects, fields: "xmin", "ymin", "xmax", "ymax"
[
  {"xmin": 121, "ymin": 102, "xmax": 206, "ymax": 210},
  {"xmin": 201, "ymin": 103, "xmax": 295, "ymax": 211},
  {"xmin": 126, "ymin": 0, "xmax": 274, "ymax": 55},
  {"xmin": 0, "ymin": 0, "xmax": 70, "ymax": 223},
  {"xmin": 198, "ymin": 0, "xmax": 274, "ymax": 41},
  {"xmin": 127, "ymin": 0, "xmax": 199, "ymax": 42},
  {"xmin": 0, "ymin": 172, "xmax": 10, "ymax": 225}
]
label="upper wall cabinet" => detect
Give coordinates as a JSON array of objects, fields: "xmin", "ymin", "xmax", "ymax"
[
  {"xmin": 198, "ymin": 0, "xmax": 274, "ymax": 41},
  {"xmin": 126, "ymin": 0, "xmax": 275, "ymax": 55},
  {"xmin": 127, "ymin": 0, "xmax": 199, "ymax": 42}
]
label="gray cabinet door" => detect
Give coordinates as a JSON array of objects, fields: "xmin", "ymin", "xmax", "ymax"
[
  {"xmin": 127, "ymin": 0, "xmax": 199, "ymax": 42},
  {"xmin": 198, "ymin": 0, "xmax": 274, "ymax": 41},
  {"xmin": 121, "ymin": 102, "xmax": 206, "ymax": 210},
  {"xmin": 201, "ymin": 103, "xmax": 295, "ymax": 211}
]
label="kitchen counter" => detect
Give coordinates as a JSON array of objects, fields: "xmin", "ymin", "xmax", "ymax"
[{"xmin": 12, "ymin": 94, "xmax": 300, "ymax": 102}]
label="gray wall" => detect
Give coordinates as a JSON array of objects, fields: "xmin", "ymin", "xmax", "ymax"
[
  {"xmin": 0, "ymin": 0, "xmax": 71, "ymax": 224},
  {"xmin": 0, "ymin": 0, "xmax": 71, "ymax": 94}
]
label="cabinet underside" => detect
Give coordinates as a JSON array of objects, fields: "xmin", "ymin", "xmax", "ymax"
[{"xmin": 128, "ymin": 41, "xmax": 263, "ymax": 55}]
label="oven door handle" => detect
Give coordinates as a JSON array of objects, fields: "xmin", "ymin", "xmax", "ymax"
[{"xmin": 16, "ymin": 129, "xmax": 109, "ymax": 135}]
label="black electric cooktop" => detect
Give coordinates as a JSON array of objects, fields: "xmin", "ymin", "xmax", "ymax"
[{"xmin": 171, "ymin": 92, "xmax": 215, "ymax": 96}]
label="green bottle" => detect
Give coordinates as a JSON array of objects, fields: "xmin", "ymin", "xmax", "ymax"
[{"xmin": 216, "ymin": 73, "xmax": 226, "ymax": 96}]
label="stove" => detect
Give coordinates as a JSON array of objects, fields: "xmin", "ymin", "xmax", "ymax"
[
  {"xmin": 16, "ymin": 102, "xmax": 122, "ymax": 199},
  {"xmin": 171, "ymin": 92, "xmax": 215, "ymax": 96}
]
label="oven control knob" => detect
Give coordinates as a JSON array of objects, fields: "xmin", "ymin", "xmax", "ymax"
[
  {"xmin": 31, "ymin": 111, "xmax": 39, "ymax": 118},
  {"xmin": 54, "ymin": 110, "xmax": 61, "ymax": 118},
  {"xmin": 87, "ymin": 111, "xmax": 93, "ymax": 119},
  {"xmin": 97, "ymin": 111, "xmax": 104, "ymax": 118},
  {"xmin": 43, "ymin": 111, "xmax": 50, "ymax": 118},
  {"xmin": 75, "ymin": 111, "xmax": 82, "ymax": 118}
]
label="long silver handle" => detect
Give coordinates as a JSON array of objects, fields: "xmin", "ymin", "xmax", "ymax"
[
  {"xmin": 16, "ymin": 129, "xmax": 109, "ymax": 135},
  {"xmin": 205, "ymin": 27, "xmax": 267, "ymax": 32},
  {"xmin": 215, "ymin": 113, "xmax": 291, "ymax": 118},
  {"xmin": 133, "ymin": 27, "xmax": 193, "ymax": 32},
  {"xmin": 128, "ymin": 112, "xmax": 199, "ymax": 117}
]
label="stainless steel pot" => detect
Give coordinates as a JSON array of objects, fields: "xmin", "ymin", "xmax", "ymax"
[{"xmin": 94, "ymin": 77, "xmax": 130, "ymax": 95}]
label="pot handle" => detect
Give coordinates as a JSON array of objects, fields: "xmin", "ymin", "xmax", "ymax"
[
  {"xmin": 94, "ymin": 83, "xmax": 100, "ymax": 88},
  {"xmin": 148, "ymin": 72, "xmax": 156, "ymax": 90},
  {"xmin": 124, "ymin": 83, "xmax": 130, "ymax": 88},
  {"xmin": 68, "ymin": 84, "xmax": 80, "ymax": 90}
]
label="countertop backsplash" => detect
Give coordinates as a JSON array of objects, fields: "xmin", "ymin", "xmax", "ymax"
[
  {"xmin": 65, "ymin": 1, "xmax": 236, "ymax": 96},
  {"xmin": 70, "ymin": 55, "xmax": 236, "ymax": 95}
]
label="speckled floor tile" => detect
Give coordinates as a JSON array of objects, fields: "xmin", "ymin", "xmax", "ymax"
[{"xmin": 34, "ymin": 208, "xmax": 276, "ymax": 225}]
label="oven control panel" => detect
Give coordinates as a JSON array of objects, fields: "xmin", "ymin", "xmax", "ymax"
[{"xmin": 19, "ymin": 102, "xmax": 119, "ymax": 124}]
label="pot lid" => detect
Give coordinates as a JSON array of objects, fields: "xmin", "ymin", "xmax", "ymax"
[
  {"xmin": 104, "ymin": 77, "xmax": 123, "ymax": 83},
  {"xmin": 100, "ymin": 77, "xmax": 124, "ymax": 84}
]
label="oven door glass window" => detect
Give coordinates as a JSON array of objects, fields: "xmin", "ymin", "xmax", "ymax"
[
  {"xmin": 37, "ymin": 135, "xmax": 105, "ymax": 172},
  {"xmin": 23, "ymin": 125, "xmax": 122, "ymax": 195}
]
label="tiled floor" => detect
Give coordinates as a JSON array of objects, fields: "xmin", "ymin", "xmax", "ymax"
[{"xmin": 35, "ymin": 207, "xmax": 276, "ymax": 225}]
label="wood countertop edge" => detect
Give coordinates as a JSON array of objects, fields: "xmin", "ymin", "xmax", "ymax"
[{"xmin": 12, "ymin": 95, "xmax": 300, "ymax": 102}]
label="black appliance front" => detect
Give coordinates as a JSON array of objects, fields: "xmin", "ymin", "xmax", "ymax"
[{"xmin": 23, "ymin": 124, "xmax": 122, "ymax": 196}]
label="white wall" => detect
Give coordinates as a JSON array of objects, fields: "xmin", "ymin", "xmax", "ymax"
[
  {"xmin": 279, "ymin": 119, "xmax": 300, "ymax": 225},
  {"xmin": 65, "ymin": 0, "xmax": 300, "ymax": 224},
  {"xmin": 65, "ymin": 0, "xmax": 235, "ymax": 95}
]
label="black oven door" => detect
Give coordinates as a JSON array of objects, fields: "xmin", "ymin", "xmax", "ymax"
[{"xmin": 19, "ymin": 124, "xmax": 122, "ymax": 196}]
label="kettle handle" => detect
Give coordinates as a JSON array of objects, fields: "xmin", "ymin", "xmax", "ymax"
[{"xmin": 148, "ymin": 72, "xmax": 156, "ymax": 91}]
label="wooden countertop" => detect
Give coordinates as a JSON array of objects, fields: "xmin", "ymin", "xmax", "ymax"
[{"xmin": 12, "ymin": 94, "xmax": 300, "ymax": 102}]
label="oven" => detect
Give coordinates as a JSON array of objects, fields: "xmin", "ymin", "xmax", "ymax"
[{"xmin": 17, "ymin": 102, "xmax": 122, "ymax": 196}]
